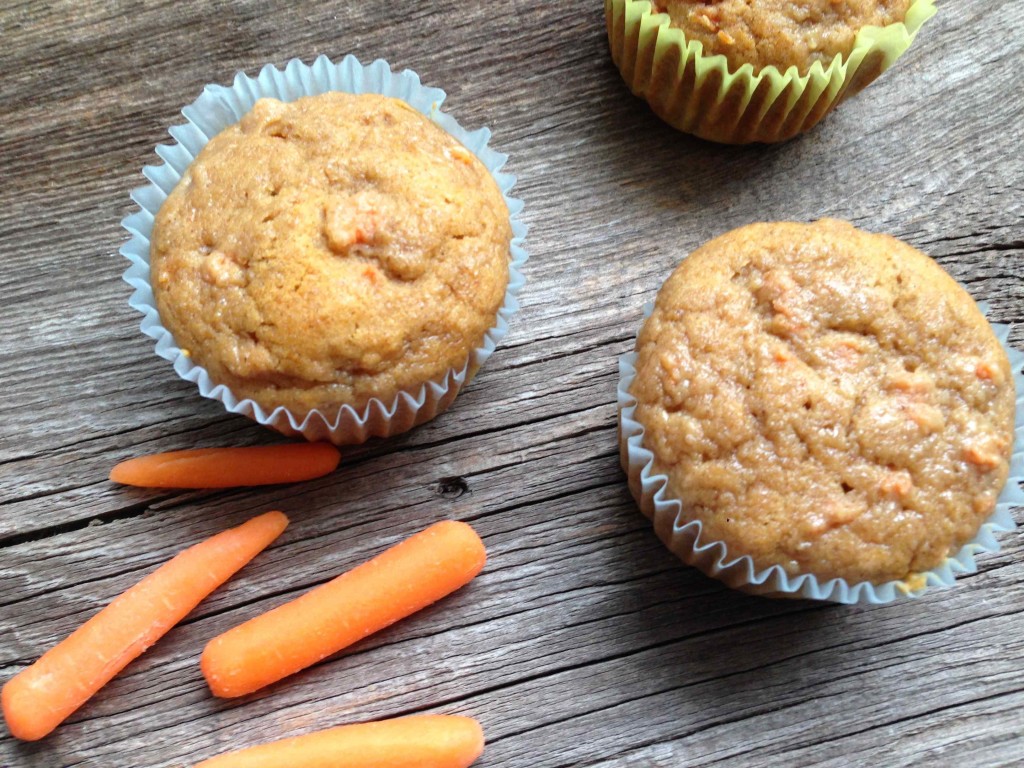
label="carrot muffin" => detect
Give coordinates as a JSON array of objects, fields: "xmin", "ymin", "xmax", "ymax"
[
  {"xmin": 627, "ymin": 220, "xmax": 1016, "ymax": 585},
  {"xmin": 151, "ymin": 92, "xmax": 512, "ymax": 416},
  {"xmin": 606, "ymin": 0, "xmax": 935, "ymax": 143},
  {"xmin": 657, "ymin": 0, "xmax": 914, "ymax": 74}
]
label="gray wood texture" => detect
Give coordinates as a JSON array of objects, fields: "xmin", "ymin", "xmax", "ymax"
[{"xmin": 2, "ymin": 0, "xmax": 1022, "ymax": 766}]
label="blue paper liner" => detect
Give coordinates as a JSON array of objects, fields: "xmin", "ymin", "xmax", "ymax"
[
  {"xmin": 618, "ymin": 301, "xmax": 1023, "ymax": 604},
  {"xmin": 120, "ymin": 55, "xmax": 528, "ymax": 444}
]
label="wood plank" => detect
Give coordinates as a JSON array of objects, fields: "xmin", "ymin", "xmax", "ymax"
[{"xmin": 1, "ymin": 0, "xmax": 1022, "ymax": 765}]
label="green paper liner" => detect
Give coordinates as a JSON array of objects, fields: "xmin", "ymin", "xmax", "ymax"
[{"xmin": 606, "ymin": 0, "xmax": 936, "ymax": 144}]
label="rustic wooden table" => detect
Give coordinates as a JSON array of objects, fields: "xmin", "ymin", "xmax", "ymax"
[{"xmin": 2, "ymin": 1, "xmax": 1022, "ymax": 766}]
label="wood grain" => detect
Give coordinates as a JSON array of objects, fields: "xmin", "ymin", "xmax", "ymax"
[{"xmin": 1, "ymin": 0, "xmax": 1022, "ymax": 766}]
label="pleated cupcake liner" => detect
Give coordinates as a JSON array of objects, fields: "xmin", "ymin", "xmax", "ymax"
[
  {"xmin": 120, "ymin": 54, "xmax": 528, "ymax": 444},
  {"xmin": 618, "ymin": 301, "xmax": 1023, "ymax": 605},
  {"xmin": 605, "ymin": 0, "xmax": 936, "ymax": 144}
]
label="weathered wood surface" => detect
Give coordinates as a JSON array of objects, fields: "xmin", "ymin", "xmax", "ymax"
[{"xmin": 1, "ymin": 0, "xmax": 1022, "ymax": 765}]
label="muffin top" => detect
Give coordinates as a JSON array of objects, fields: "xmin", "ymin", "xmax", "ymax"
[
  {"xmin": 630, "ymin": 220, "xmax": 1015, "ymax": 584},
  {"xmin": 654, "ymin": 0, "xmax": 914, "ymax": 73},
  {"xmin": 152, "ymin": 93, "xmax": 511, "ymax": 414}
]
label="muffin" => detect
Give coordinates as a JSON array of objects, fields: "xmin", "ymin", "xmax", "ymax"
[
  {"xmin": 619, "ymin": 220, "xmax": 1020, "ymax": 600},
  {"xmin": 152, "ymin": 92, "xmax": 510, "ymax": 416},
  {"xmin": 658, "ymin": 0, "xmax": 915, "ymax": 74},
  {"xmin": 606, "ymin": 0, "xmax": 936, "ymax": 143},
  {"xmin": 122, "ymin": 57, "xmax": 527, "ymax": 444}
]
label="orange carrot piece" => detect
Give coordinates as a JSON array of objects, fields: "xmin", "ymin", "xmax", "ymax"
[
  {"xmin": 109, "ymin": 442, "xmax": 340, "ymax": 488},
  {"xmin": 202, "ymin": 520, "xmax": 485, "ymax": 697},
  {"xmin": 194, "ymin": 714, "xmax": 484, "ymax": 768},
  {"xmin": 2, "ymin": 511, "xmax": 288, "ymax": 741}
]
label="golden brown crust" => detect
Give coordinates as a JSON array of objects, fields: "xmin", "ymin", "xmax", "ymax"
[
  {"xmin": 655, "ymin": 0, "xmax": 914, "ymax": 74},
  {"xmin": 630, "ymin": 220, "xmax": 1015, "ymax": 584},
  {"xmin": 152, "ymin": 93, "xmax": 511, "ymax": 413}
]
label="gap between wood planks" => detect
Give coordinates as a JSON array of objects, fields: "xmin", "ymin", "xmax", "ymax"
[{"xmin": 0, "ymin": 321, "xmax": 637, "ymax": 542}]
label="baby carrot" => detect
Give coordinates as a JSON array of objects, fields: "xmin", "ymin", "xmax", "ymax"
[
  {"xmin": 202, "ymin": 520, "xmax": 486, "ymax": 697},
  {"xmin": 109, "ymin": 443, "xmax": 340, "ymax": 488},
  {"xmin": 2, "ymin": 511, "xmax": 288, "ymax": 741},
  {"xmin": 193, "ymin": 714, "xmax": 485, "ymax": 768}
]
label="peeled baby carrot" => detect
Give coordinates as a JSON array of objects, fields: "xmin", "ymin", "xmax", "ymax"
[
  {"xmin": 2, "ymin": 511, "xmax": 288, "ymax": 741},
  {"xmin": 193, "ymin": 714, "xmax": 485, "ymax": 768},
  {"xmin": 109, "ymin": 443, "xmax": 340, "ymax": 488},
  {"xmin": 202, "ymin": 520, "xmax": 486, "ymax": 697}
]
